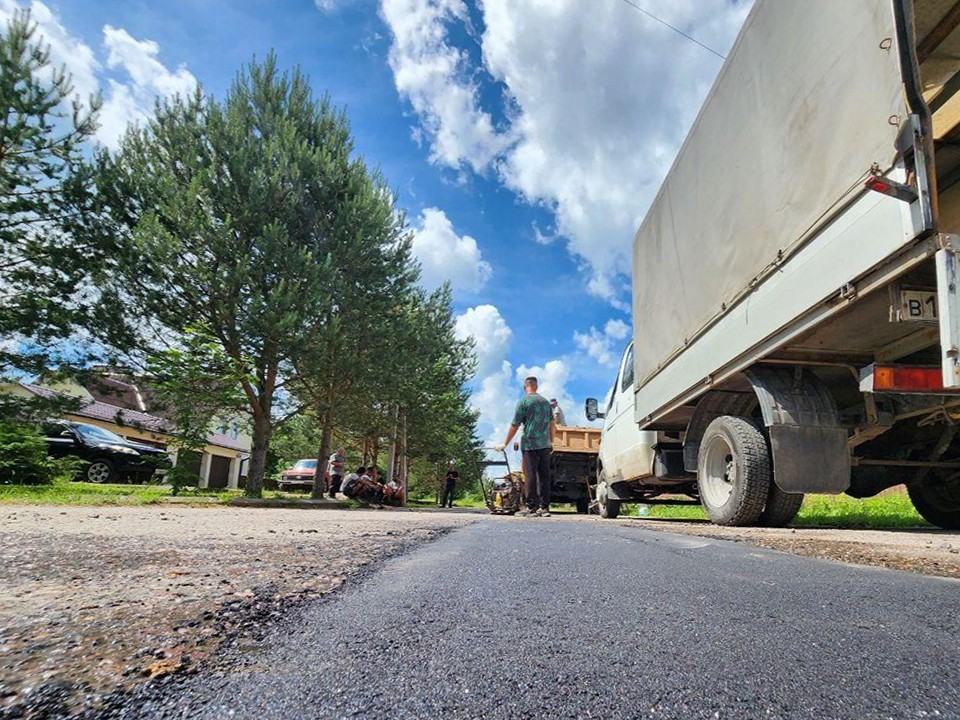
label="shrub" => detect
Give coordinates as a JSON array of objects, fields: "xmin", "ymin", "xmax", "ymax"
[
  {"xmin": 165, "ymin": 464, "xmax": 203, "ymax": 496},
  {"xmin": 0, "ymin": 421, "xmax": 75, "ymax": 485}
]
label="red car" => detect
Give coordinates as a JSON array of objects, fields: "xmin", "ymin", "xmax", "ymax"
[{"xmin": 278, "ymin": 459, "xmax": 319, "ymax": 491}]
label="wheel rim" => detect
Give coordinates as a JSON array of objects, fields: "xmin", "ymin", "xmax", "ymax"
[
  {"xmin": 88, "ymin": 462, "xmax": 111, "ymax": 483},
  {"xmin": 700, "ymin": 434, "xmax": 735, "ymax": 508}
]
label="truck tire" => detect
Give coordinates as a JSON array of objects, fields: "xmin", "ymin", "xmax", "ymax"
[
  {"xmin": 907, "ymin": 475, "xmax": 960, "ymax": 529},
  {"xmin": 596, "ymin": 473, "xmax": 621, "ymax": 519},
  {"xmin": 759, "ymin": 484, "xmax": 803, "ymax": 527},
  {"xmin": 697, "ymin": 416, "xmax": 771, "ymax": 526}
]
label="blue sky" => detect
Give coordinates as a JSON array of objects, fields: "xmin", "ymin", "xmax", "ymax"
[{"xmin": 3, "ymin": 0, "xmax": 752, "ymax": 443}]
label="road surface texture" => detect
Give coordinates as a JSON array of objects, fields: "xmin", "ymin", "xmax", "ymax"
[
  {"xmin": 0, "ymin": 506, "xmax": 473, "ymax": 718},
  {"xmin": 109, "ymin": 517, "xmax": 959, "ymax": 720}
]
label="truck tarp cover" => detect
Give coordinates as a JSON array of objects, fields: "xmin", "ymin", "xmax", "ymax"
[{"xmin": 633, "ymin": 0, "xmax": 907, "ymax": 388}]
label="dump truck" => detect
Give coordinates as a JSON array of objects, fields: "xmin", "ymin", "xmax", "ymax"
[
  {"xmin": 550, "ymin": 426, "xmax": 600, "ymax": 513},
  {"xmin": 586, "ymin": 0, "xmax": 960, "ymax": 529}
]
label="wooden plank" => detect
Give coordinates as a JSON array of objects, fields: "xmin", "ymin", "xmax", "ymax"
[{"xmin": 918, "ymin": 0, "xmax": 960, "ymax": 63}]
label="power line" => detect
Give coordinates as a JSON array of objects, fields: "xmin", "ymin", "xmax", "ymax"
[{"xmin": 614, "ymin": 0, "xmax": 727, "ymax": 60}]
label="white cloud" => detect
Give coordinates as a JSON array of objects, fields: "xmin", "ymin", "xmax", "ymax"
[
  {"xmin": 0, "ymin": 0, "xmax": 100, "ymax": 102},
  {"xmin": 605, "ymin": 318, "xmax": 629, "ymax": 341},
  {"xmin": 380, "ymin": 0, "xmax": 752, "ymax": 307},
  {"xmin": 454, "ymin": 304, "xmax": 511, "ymax": 377},
  {"xmin": 471, "ymin": 358, "xmax": 517, "ymax": 447},
  {"xmin": 574, "ymin": 318, "xmax": 630, "ymax": 367},
  {"xmin": 380, "ymin": 0, "xmax": 512, "ymax": 172},
  {"xmin": 515, "ymin": 358, "xmax": 578, "ymax": 420},
  {"xmin": 0, "ymin": 2, "xmax": 196, "ymax": 149},
  {"xmin": 99, "ymin": 26, "xmax": 197, "ymax": 147},
  {"xmin": 412, "ymin": 207, "xmax": 492, "ymax": 293}
]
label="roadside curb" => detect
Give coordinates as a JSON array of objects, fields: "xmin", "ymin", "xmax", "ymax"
[{"xmin": 226, "ymin": 497, "xmax": 350, "ymax": 510}]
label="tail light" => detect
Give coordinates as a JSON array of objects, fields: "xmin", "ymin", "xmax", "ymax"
[{"xmin": 860, "ymin": 364, "xmax": 949, "ymax": 393}]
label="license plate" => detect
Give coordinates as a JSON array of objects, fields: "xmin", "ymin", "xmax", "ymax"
[{"xmin": 900, "ymin": 289, "xmax": 938, "ymax": 321}]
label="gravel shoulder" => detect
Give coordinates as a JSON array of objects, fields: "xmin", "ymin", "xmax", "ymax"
[
  {"xmin": 621, "ymin": 517, "xmax": 960, "ymax": 579},
  {"xmin": 0, "ymin": 505, "xmax": 475, "ymax": 719}
]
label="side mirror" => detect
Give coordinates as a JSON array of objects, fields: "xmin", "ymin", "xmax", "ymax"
[{"xmin": 585, "ymin": 397, "xmax": 605, "ymax": 422}]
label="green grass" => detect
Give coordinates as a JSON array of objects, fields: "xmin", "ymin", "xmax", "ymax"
[
  {"xmin": 627, "ymin": 490, "xmax": 929, "ymax": 529},
  {"xmin": 0, "ymin": 482, "xmax": 311, "ymax": 506}
]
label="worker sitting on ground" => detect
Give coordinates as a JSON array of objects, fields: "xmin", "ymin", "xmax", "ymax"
[
  {"xmin": 383, "ymin": 475, "xmax": 404, "ymax": 505},
  {"xmin": 341, "ymin": 466, "xmax": 385, "ymax": 506}
]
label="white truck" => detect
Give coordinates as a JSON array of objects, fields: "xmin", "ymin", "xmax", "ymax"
[{"xmin": 586, "ymin": 0, "xmax": 960, "ymax": 529}]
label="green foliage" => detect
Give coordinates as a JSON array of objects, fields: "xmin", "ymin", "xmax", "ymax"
[
  {"xmin": 0, "ymin": 420, "xmax": 76, "ymax": 485},
  {"xmin": 0, "ymin": 8, "xmax": 103, "ymax": 379},
  {"xmin": 269, "ymin": 414, "xmax": 323, "ymax": 469},
  {"xmin": 147, "ymin": 325, "xmax": 248, "ymax": 478},
  {"xmin": 165, "ymin": 464, "xmax": 204, "ymax": 496},
  {"xmin": 86, "ymin": 52, "xmax": 409, "ymax": 496},
  {"xmin": 640, "ymin": 491, "xmax": 929, "ymax": 528},
  {"xmin": 0, "ymin": 481, "xmax": 250, "ymax": 505}
]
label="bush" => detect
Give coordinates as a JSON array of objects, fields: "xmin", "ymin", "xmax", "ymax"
[
  {"xmin": 165, "ymin": 464, "xmax": 203, "ymax": 496},
  {"xmin": 0, "ymin": 421, "xmax": 75, "ymax": 485}
]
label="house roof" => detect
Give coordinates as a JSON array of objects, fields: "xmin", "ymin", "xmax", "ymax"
[{"xmin": 19, "ymin": 383, "xmax": 249, "ymax": 453}]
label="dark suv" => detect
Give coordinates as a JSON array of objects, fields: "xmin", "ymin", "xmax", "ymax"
[{"xmin": 43, "ymin": 420, "xmax": 171, "ymax": 484}]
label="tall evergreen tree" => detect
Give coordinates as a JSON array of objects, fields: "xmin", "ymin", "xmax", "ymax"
[
  {"xmin": 86, "ymin": 53, "xmax": 395, "ymax": 495},
  {"xmin": 0, "ymin": 8, "xmax": 101, "ymax": 381}
]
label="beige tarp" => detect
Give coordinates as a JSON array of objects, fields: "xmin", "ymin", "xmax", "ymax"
[{"xmin": 633, "ymin": 0, "xmax": 908, "ymax": 387}]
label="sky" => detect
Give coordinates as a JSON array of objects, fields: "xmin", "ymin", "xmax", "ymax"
[{"xmin": 1, "ymin": 0, "xmax": 753, "ymax": 446}]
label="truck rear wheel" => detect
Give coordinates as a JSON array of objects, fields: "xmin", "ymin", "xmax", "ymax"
[
  {"xmin": 907, "ymin": 474, "xmax": 960, "ymax": 529},
  {"xmin": 596, "ymin": 473, "xmax": 621, "ymax": 519},
  {"xmin": 759, "ymin": 484, "xmax": 804, "ymax": 527},
  {"xmin": 697, "ymin": 416, "xmax": 771, "ymax": 526}
]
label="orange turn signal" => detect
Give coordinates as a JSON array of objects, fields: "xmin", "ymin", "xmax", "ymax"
[{"xmin": 869, "ymin": 365, "xmax": 943, "ymax": 393}]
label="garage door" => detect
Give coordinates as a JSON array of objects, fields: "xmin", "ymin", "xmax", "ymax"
[{"xmin": 208, "ymin": 455, "xmax": 231, "ymax": 489}]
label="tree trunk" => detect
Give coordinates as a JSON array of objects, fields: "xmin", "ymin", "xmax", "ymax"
[
  {"xmin": 372, "ymin": 438, "xmax": 379, "ymax": 474},
  {"xmin": 245, "ymin": 411, "xmax": 272, "ymax": 497},
  {"xmin": 386, "ymin": 404, "xmax": 398, "ymax": 484},
  {"xmin": 311, "ymin": 408, "xmax": 334, "ymax": 499},
  {"xmin": 399, "ymin": 409, "xmax": 408, "ymax": 505}
]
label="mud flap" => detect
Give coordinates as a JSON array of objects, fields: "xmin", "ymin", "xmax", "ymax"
[{"xmin": 744, "ymin": 367, "xmax": 850, "ymax": 494}]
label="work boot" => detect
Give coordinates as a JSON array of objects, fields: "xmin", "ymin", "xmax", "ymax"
[
  {"xmin": 538, "ymin": 508, "xmax": 551, "ymax": 517},
  {"xmin": 516, "ymin": 508, "xmax": 532, "ymax": 517}
]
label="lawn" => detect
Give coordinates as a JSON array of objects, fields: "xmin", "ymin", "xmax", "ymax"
[
  {"xmin": 0, "ymin": 482, "xmax": 308, "ymax": 506},
  {"xmin": 633, "ymin": 489, "xmax": 929, "ymax": 529}
]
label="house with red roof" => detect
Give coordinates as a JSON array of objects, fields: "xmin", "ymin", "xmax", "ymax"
[{"xmin": 6, "ymin": 372, "xmax": 252, "ymax": 489}]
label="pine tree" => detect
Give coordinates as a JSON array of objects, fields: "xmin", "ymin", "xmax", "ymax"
[
  {"xmin": 86, "ymin": 53, "xmax": 392, "ymax": 496},
  {"xmin": 0, "ymin": 8, "xmax": 101, "ymax": 380}
]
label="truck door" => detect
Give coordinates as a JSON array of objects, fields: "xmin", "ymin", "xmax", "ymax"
[{"xmin": 605, "ymin": 343, "xmax": 649, "ymax": 481}]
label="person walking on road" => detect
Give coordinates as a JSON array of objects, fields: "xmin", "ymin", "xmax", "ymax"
[
  {"xmin": 500, "ymin": 376, "xmax": 555, "ymax": 517},
  {"xmin": 440, "ymin": 466, "xmax": 459, "ymax": 508}
]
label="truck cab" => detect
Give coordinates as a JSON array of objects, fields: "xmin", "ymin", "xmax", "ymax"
[{"xmin": 586, "ymin": 341, "xmax": 697, "ymax": 518}]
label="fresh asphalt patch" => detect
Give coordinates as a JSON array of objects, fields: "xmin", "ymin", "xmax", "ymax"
[{"xmin": 98, "ymin": 518, "xmax": 960, "ymax": 719}]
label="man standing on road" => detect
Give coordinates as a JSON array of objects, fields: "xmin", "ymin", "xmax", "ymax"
[
  {"xmin": 440, "ymin": 465, "xmax": 458, "ymax": 508},
  {"xmin": 328, "ymin": 447, "xmax": 345, "ymax": 499},
  {"xmin": 500, "ymin": 376, "xmax": 555, "ymax": 517}
]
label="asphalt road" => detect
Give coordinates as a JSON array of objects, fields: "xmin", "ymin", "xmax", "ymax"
[{"xmin": 122, "ymin": 517, "xmax": 959, "ymax": 719}]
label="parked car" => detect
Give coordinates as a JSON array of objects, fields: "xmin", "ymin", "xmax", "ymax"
[
  {"xmin": 278, "ymin": 459, "xmax": 319, "ymax": 491},
  {"xmin": 43, "ymin": 420, "xmax": 171, "ymax": 484}
]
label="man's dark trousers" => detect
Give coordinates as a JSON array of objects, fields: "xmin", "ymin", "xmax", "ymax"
[
  {"xmin": 522, "ymin": 447, "xmax": 551, "ymax": 510},
  {"xmin": 441, "ymin": 479, "xmax": 456, "ymax": 507},
  {"xmin": 329, "ymin": 474, "xmax": 343, "ymax": 498}
]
